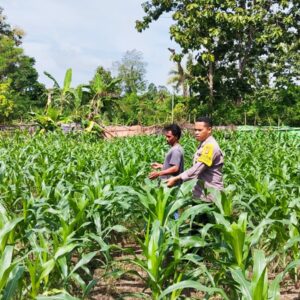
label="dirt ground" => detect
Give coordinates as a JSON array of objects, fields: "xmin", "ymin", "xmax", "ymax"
[
  {"xmin": 89, "ymin": 244, "xmax": 300, "ymax": 300},
  {"xmin": 90, "ymin": 274, "xmax": 300, "ymax": 300},
  {"xmin": 91, "ymin": 278, "xmax": 300, "ymax": 300}
]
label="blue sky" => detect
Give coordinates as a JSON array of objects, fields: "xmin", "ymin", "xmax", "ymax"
[{"xmin": 1, "ymin": 0, "xmax": 178, "ymax": 88}]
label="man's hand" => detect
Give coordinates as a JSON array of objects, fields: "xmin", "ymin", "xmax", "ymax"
[
  {"xmin": 151, "ymin": 162, "xmax": 163, "ymax": 169},
  {"xmin": 148, "ymin": 171, "xmax": 160, "ymax": 180},
  {"xmin": 166, "ymin": 176, "xmax": 179, "ymax": 187}
]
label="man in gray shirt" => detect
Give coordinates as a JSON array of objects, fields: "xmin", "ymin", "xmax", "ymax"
[
  {"xmin": 166, "ymin": 117, "xmax": 223, "ymax": 202},
  {"xmin": 149, "ymin": 124, "xmax": 184, "ymax": 181}
]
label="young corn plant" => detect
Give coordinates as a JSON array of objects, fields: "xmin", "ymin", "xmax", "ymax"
[
  {"xmin": 0, "ymin": 246, "xmax": 24, "ymax": 300},
  {"xmin": 231, "ymin": 250, "xmax": 300, "ymax": 300},
  {"xmin": 118, "ymin": 181, "xmax": 228, "ymax": 299},
  {"xmin": 209, "ymin": 210, "xmax": 276, "ymax": 297},
  {"xmin": 25, "ymin": 232, "xmax": 80, "ymax": 299},
  {"xmin": 128, "ymin": 217, "xmax": 227, "ymax": 300},
  {"xmin": 213, "ymin": 212, "xmax": 249, "ymax": 271},
  {"xmin": 0, "ymin": 202, "xmax": 23, "ymax": 254},
  {"xmin": 283, "ymin": 211, "xmax": 300, "ymax": 282},
  {"xmin": 230, "ymin": 249, "xmax": 269, "ymax": 300}
]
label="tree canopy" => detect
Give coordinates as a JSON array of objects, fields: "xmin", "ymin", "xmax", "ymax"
[
  {"xmin": 0, "ymin": 7, "xmax": 45, "ymax": 120},
  {"xmin": 136, "ymin": 0, "xmax": 300, "ymax": 117}
]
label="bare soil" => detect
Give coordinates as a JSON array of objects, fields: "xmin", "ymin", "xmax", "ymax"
[{"xmin": 90, "ymin": 243, "xmax": 300, "ymax": 300}]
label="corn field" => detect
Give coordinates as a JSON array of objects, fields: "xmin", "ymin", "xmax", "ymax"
[{"xmin": 0, "ymin": 130, "xmax": 299, "ymax": 299}]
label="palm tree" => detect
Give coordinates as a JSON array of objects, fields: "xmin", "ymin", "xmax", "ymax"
[{"xmin": 167, "ymin": 49, "xmax": 193, "ymax": 97}]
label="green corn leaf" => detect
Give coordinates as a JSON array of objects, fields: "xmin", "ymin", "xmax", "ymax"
[
  {"xmin": 147, "ymin": 220, "xmax": 162, "ymax": 280},
  {"xmin": 251, "ymin": 249, "xmax": 267, "ymax": 288},
  {"xmin": 179, "ymin": 236, "xmax": 206, "ymax": 248},
  {"xmin": 70, "ymin": 273, "xmax": 85, "ymax": 290},
  {"xmin": 178, "ymin": 204, "xmax": 212, "ymax": 225},
  {"xmin": 251, "ymin": 250, "xmax": 268, "ymax": 300},
  {"xmin": 54, "ymin": 244, "xmax": 77, "ymax": 260},
  {"xmin": 57, "ymin": 257, "xmax": 68, "ymax": 279},
  {"xmin": 249, "ymin": 219, "xmax": 274, "ymax": 247},
  {"xmin": 69, "ymin": 251, "xmax": 97, "ymax": 276},
  {"xmin": 83, "ymin": 279, "xmax": 98, "ymax": 298},
  {"xmin": 253, "ymin": 267, "xmax": 268, "ymax": 300},
  {"xmin": 228, "ymin": 223, "xmax": 246, "ymax": 268},
  {"xmin": 38, "ymin": 259, "xmax": 55, "ymax": 283},
  {"xmin": 3, "ymin": 265, "xmax": 24, "ymax": 300},
  {"xmin": 268, "ymin": 273, "xmax": 281, "ymax": 300},
  {"xmin": 158, "ymin": 280, "xmax": 229, "ymax": 300},
  {"xmin": 0, "ymin": 246, "xmax": 15, "ymax": 291},
  {"xmin": 109, "ymin": 225, "xmax": 128, "ymax": 233},
  {"xmin": 165, "ymin": 198, "xmax": 185, "ymax": 221},
  {"xmin": 0, "ymin": 246, "xmax": 13, "ymax": 279},
  {"xmin": 0, "ymin": 217, "xmax": 23, "ymax": 252},
  {"xmin": 88, "ymin": 233, "xmax": 110, "ymax": 252},
  {"xmin": 36, "ymin": 293, "xmax": 80, "ymax": 300},
  {"xmin": 213, "ymin": 212, "xmax": 231, "ymax": 228},
  {"xmin": 230, "ymin": 268, "xmax": 252, "ymax": 300}
]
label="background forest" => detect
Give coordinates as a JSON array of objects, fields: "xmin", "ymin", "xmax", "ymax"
[{"xmin": 0, "ymin": 1, "xmax": 299, "ymax": 126}]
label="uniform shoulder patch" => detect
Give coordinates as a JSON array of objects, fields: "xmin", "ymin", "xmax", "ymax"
[{"xmin": 197, "ymin": 143, "xmax": 214, "ymax": 166}]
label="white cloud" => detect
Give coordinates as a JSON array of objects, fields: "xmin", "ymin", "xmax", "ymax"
[{"xmin": 1, "ymin": 0, "xmax": 179, "ymax": 88}]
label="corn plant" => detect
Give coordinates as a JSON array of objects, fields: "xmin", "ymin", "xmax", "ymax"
[
  {"xmin": 0, "ymin": 129, "xmax": 298, "ymax": 299},
  {"xmin": 0, "ymin": 207, "xmax": 23, "ymax": 253},
  {"xmin": 231, "ymin": 250, "xmax": 300, "ymax": 300},
  {"xmin": 0, "ymin": 246, "xmax": 24, "ymax": 300}
]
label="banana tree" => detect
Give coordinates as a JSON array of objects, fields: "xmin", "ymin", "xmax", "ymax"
[
  {"xmin": 88, "ymin": 73, "xmax": 121, "ymax": 120},
  {"xmin": 44, "ymin": 68, "xmax": 74, "ymax": 113}
]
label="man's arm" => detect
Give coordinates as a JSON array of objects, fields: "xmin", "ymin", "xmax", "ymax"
[
  {"xmin": 149, "ymin": 165, "xmax": 179, "ymax": 180},
  {"xmin": 166, "ymin": 162, "xmax": 206, "ymax": 187},
  {"xmin": 151, "ymin": 162, "xmax": 163, "ymax": 169},
  {"xmin": 167, "ymin": 142, "xmax": 217, "ymax": 187}
]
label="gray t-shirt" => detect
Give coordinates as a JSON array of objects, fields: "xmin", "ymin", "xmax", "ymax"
[{"xmin": 160, "ymin": 144, "xmax": 184, "ymax": 179}]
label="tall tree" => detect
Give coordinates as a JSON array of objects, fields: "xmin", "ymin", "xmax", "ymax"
[
  {"xmin": 114, "ymin": 49, "xmax": 147, "ymax": 94},
  {"xmin": 136, "ymin": 0, "xmax": 300, "ymax": 113},
  {"xmin": 0, "ymin": 7, "xmax": 45, "ymax": 115}
]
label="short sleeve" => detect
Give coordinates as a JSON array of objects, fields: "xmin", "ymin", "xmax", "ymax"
[
  {"xmin": 197, "ymin": 143, "xmax": 214, "ymax": 167},
  {"xmin": 169, "ymin": 149, "xmax": 183, "ymax": 167}
]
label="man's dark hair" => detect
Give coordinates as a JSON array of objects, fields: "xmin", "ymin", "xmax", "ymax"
[
  {"xmin": 163, "ymin": 124, "xmax": 182, "ymax": 139},
  {"xmin": 196, "ymin": 117, "xmax": 213, "ymax": 128}
]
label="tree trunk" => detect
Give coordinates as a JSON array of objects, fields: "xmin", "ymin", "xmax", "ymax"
[
  {"xmin": 45, "ymin": 90, "xmax": 52, "ymax": 112},
  {"xmin": 208, "ymin": 61, "xmax": 214, "ymax": 112},
  {"xmin": 182, "ymin": 78, "xmax": 188, "ymax": 98}
]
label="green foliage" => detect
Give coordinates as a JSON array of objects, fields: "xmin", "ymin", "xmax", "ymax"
[
  {"xmin": 136, "ymin": 0, "xmax": 300, "ymax": 123},
  {"xmin": 44, "ymin": 68, "xmax": 74, "ymax": 113},
  {"xmin": 0, "ymin": 80, "xmax": 14, "ymax": 120},
  {"xmin": 0, "ymin": 7, "xmax": 45, "ymax": 119},
  {"xmin": 88, "ymin": 71, "xmax": 121, "ymax": 121},
  {"xmin": 0, "ymin": 130, "xmax": 298, "ymax": 298},
  {"xmin": 0, "ymin": 5, "xmax": 299, "ymax": 125}
]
